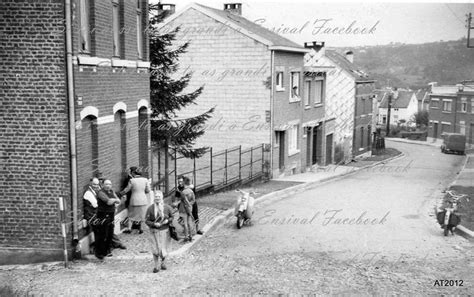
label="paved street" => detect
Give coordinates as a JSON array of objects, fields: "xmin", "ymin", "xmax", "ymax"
[{"xmin": 3, "ymin": 141, "xmax": 474, "ymax": 295}]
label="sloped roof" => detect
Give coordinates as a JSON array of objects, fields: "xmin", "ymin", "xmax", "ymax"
[
  {"xmin": 158, "ymin": 3, "xmax": 307, "ymax": 53},
  {"xmin": 374, "ymin": 90, "xmax": 388, "ymax": 103},
  {"xmin": 325, "ymin": 50, "xmax": 374, "ymax": 82},
  {"xmin": 379, "ymin": 91, "xmax": 415, "ymax": 109},
  {"xmin": 415, "ymin": 89, "xmax": 429, "ymax": 102}
]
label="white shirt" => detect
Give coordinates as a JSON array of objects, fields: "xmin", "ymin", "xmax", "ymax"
[{"xmin": 83, "ymin": 188, "xmax": 98, "ymax": 208}]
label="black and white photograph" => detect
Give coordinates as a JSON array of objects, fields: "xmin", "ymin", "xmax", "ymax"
[{"xmin": 1, "ymin": 0, "xmax": 474, "ymax": 295}]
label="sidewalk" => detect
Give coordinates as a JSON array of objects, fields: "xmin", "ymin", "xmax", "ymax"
[{"xmin": 446, "ymin": 155, "xmax": 474, "ymax": 238}]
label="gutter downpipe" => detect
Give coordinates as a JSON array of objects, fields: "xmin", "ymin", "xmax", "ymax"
[
  {"xmin": 269, "ymin": 50, "xmax": 275, "ymax": 179},
  {"xmin": 65, "ymin": 0, "xmax": 79, "ymax": 248}
]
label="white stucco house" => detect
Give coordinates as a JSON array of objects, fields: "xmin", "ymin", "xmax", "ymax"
[{"xmin": 378, "ymin": 90, "xmax": 419, "ymax": 126}]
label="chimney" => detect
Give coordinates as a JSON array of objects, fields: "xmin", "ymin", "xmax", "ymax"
[
  {"xmin": 157, "ymin": 3, "xmax": 176, "ymax": 17},
  {"xmin": 304, "ymin": 41, "xmax": 325, "ymax": 51},
  {"xmin": 428, "ymin": 82, "xmax": 437, "ymax": 92},
  {"xmin": 224, "ymin": 3, "xmax": 242, "ymax": 15},
  {"xmin": 392, "ymin": 87, "xmax": 399, "ymax": 99},
  {"xmin": 304, "ymin": 41, "xmax": 325, "ymax": 57},
  {"xmin": 345, "ymin": 50, "xmax": 354, "ymax": 63}
]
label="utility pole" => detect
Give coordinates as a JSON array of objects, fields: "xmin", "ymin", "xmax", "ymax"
[
  {"xmin": 467, "ymin": 13, "xmax": 473, "ymax": 48},
  {"xmin": 386, "ymin": 92, "xmax": 393, "ymax": 136}
]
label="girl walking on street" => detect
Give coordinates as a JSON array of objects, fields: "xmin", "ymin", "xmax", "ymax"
[{"xmin": 145, "ymin": 190, "xmax": 173, "ymax": 273}]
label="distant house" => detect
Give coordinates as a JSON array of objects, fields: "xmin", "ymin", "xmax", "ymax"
[
  {"xmin": 378, "ymin": 90, "xmax": 418, "ymax": 126},
  {"xmin": 428, "ymin": 83, "xmax": 474, "ymax": 146},
  {"xmin": 415, "ymin": 89, "xmax": 430, "ymax": 111},
  {"xmin": 304, "ymin": 44, "xmax": 376, "ymax": 163},
  {"xmin": 158, "ymin": 3, "xmax": 328, "ymax": 177}
]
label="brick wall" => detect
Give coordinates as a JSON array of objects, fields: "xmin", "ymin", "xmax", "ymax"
[
  {"xmin": 72, "ymin": 0, "xmax": 148, "ymax": 61},
  {"xmin": 305, "ymin": 52, "xmax": 356, "ymax": 164},
  {"xmin": 428, "ymin": 94, "xmax": 474, "ymax": 141},
  {"xmin": 273, "ymin": 51, "xmax": 307, "ymax": 174},
  {"xmin": 0, "ymin": 0, "xmax": 70, "ymax": 258},
  {"xmin": 353, "ymin": 82, "xmax": 375, "ymax": 156},
  {"xmin": 74, "ymin": 66, "xmax": 149, "ymax": 207},
  {"xmin": 160, "ymin": 9, "xmax": 271, "ymax": 152}
]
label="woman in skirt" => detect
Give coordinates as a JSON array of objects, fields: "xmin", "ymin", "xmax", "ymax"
[
  {"xmin": 121, "ymin": 168, "xmax": 150, "ymax": 234},
  {"xmin": 145, "ymin": 190, "xmax": 173, "ymax": 273}
]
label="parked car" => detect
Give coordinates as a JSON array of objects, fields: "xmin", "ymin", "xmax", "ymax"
[{"xmin": 440, "ymin": 133, "xmax": 466, "ymax": 155}]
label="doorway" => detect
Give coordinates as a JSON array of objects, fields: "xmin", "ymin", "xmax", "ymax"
[
  {"xmin": 325, "ymin": 133, "xmax": 333, "ymax": 165},
  {"xmin": 306, "ymin": 128, "xmax": 312, "ymax": 167},
  {"xmin": 312, "ymin": 127, "xmax": 320, "ymax": 165},
  {"xmin": 278, "ymin": 131, "xmax": 285, "ymax": 170},
  {"xmin": 470, "ymin": 123, "xmax": 474, "ymax": 146}
]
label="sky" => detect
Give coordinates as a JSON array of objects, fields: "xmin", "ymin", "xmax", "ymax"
[{"xmin": 155, "ymin": 0, "xmax": 474, "ymax": 47}]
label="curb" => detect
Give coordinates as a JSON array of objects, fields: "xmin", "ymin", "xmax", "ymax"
[
  {"xmin": 0, "ymin": 261, "xmax": 65, "ymax": 272},
  {"xmin": 386, "ymin": 138, "xmax": 440, "ymax": 148},
  {"xmin": 456, "ymin": 225, "xmax": 474, "ymax": 240},
  {"xmin": 445, "ymin": 154, "xmax": 474, "ymax": 240}
]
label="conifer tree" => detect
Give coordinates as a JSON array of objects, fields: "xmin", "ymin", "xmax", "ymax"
[{"xmin": 148, "ymin": 5, "xmax": 214, "ymax": 159}]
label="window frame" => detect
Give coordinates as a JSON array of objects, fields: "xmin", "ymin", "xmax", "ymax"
[
  {"xmin": 460, "ymin": 97, "xmax": 467, "ymax": 112},
  {"xmin": 136, "ymin": 0, "xmax": 143, "ymax": 59},
  {"xmin": 442, "ymin": 99, "xmax": 452, "ymax": 112},
  {"xmin": 276, "ymin": 72, "xmax": 284, "ymax": 91},
  {"xmin": 79, "ymin": 0, "xmax": 91, "ymax": 53},
  {"xmin": 289, "ymin": 72, "xmax": 300, "ymax": 102},
  {"xmin": 303, "ymin": 79, "xmax": 311, "ymax": 107},
  {"xmin": 313, "ymin": 78, "xmax": 324, "ymax": 105},
  {"xmin": 112, "ymin": 0, "xmax": 120, "ymax": 57},
  {"xmin": 431, "ymin": 98, "xmax": 439, "ymax": 109},
  {"xmin": 288, "ymin": 124, "xmax": 299, "ymax": 156}
]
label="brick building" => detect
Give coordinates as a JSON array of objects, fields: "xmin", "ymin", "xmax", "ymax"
[
  {"xmin": 1, "ymin": 0, "xmax": 150, "ymax": 264},
  {"xmin": 304, "ymin": 44, "xmax": 376, "ymax": 163},
  {"xmin": 158, "ymin": 3, "xmax": 328, "ymax": 177},
  {"xmin": 428, "ymin": 83, "xmax": 474, "ymax": 146}
]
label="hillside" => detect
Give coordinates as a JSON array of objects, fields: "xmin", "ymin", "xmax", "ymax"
[{"xmin": 336, "ymin": 38, "xmax": 474, "ymax": 89}]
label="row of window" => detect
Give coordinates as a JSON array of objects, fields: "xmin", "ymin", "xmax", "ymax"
[
  {"xmin": 79, "ymin": 0, "xmax": 144, "ymax": 59},
  {"xmin": 431, "ymin": 97, "xmax": 474, "ymax": 113},
  {"xmin": 431, "ymin": 121, "xmax": 474, "ymax": 136},
  {"xmin": 275, "ymin": 72, "xmax": 324, "ymax": 105}
]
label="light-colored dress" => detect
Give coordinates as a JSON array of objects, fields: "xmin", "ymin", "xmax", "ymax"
[
  {"xmin": 145, "ymin": 204, "xmax": 173, "ymax": 258},
  {"xmin": 121, "ymin": 176, "xmax": 150, "ymax": 222}
]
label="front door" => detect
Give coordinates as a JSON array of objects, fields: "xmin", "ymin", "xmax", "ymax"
[
  {"xmin": 312, "ymin": 128, "xmax": 318, "ymax": 165},
  {"xmin": 278, "ymin": 131, "xmax": 285, "ymax": 170},
  {"xmin": 433, "ymin": 122, "xmax": 439, "ymax": 139},
  {"xmin": 470, "ymin": 123, "xmax": 474, "ymax": 146},
  {"xmin": 326, "ymin": 133, "xmax": 333, "ymax": 165},
  {"xmin": 306, "ymin": 128, "xmax": 312, "ymax": 167}
]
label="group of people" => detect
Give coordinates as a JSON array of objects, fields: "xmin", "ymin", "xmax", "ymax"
[
  {"xmin": 82, "ymin": 167, "xmax": 204, "ymax": 273},
  {"xmin": 83, "ymin": 177, "xmax": 126, "ymax": 259}
]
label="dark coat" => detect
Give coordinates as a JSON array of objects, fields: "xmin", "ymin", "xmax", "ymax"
[{"xmin": 145, "ymin": 204, "xmax": 173, "ymax": 231}]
